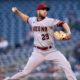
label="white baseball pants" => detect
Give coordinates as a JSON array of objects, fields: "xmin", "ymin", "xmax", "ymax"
[{"xmin": 9, "ymin": 50, "xmax": 77, "ymax": 80}]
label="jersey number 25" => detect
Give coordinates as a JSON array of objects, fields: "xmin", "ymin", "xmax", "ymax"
[{"xmin": 41, "ymin": 33, "xmax": 49, "ymax": 40}]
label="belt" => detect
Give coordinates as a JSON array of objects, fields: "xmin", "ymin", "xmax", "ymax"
[{"xmin": 34, "ymin": 46, "xmax": 52, "ymax": 50}]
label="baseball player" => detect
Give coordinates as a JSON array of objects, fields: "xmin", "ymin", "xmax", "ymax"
[{"xmin": 4, "ymin": 3, "xmax": 77, "ymax": 80}]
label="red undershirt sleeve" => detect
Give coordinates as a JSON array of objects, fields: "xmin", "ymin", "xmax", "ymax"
[{"xmin": 57, "ymin": 21, "xmax": 65, "ymax": 27}]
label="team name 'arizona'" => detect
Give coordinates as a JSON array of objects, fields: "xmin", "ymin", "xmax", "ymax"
[{"xmin": 31, "ymin": 26, "xmax": 47, "ymax": 32}]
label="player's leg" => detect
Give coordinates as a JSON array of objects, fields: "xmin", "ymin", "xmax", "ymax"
[
  {"xmin": 46, "ymin": 51, "xmax": 77, "ymax": 80},
  {"xmin": 6, "ymin": 52, "xmax": 45, "ymax": 80}
]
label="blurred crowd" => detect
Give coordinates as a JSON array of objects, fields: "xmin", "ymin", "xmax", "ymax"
[
  {"xmin": 0, "ymin": 61, "xmax": 6, "ymax": 80},
  {"xmin": 64, "ymin": 12, "xmax": 80, "ymax": 30},
  {"xmin": 0, "ymin": 37, "xmax": 8, "ymax": 53},
  {"xmin": 67, "ymin": 42, "xmax": 80, "ymax": 77}
]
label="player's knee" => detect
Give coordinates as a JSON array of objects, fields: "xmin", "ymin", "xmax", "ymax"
[{"xmin": 63, "ymin": 60, "xmax": 71, "ymax": 69}]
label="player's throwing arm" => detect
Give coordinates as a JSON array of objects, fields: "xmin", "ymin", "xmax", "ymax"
[{"xmin": 12, "ymin": 7, "xmax": 29, "ymax": 23}]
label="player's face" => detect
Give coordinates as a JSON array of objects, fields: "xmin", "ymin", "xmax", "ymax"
[{"xmin": 37, "ymin": 9, "xmax": 47, "ymax": 18}]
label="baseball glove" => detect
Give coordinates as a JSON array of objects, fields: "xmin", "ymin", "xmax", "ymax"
[{"xmin": 53, "ymin": 31, "xmax": 70, "ymax": 40}]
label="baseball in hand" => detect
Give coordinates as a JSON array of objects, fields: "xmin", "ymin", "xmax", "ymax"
[{"xmin": 12, "ymin": 7, "xmax": 17, "ymax": 13}]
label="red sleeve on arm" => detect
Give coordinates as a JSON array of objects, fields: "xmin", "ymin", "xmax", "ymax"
[
  {"xmin": 27, "ymin": 17, "xmax": 29, "ymax": 23},
  {"xmin": 57, "ymin": 21, "xmax": 65, "ymax": 27}
]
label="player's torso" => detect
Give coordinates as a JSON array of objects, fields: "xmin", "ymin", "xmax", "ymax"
[{"xmin": 30, "ymin": 17, "xmax": 55, "ymax": 47}]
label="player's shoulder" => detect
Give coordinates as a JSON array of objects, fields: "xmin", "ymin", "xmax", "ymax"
[
  {"xmin": 46, "ymin": 17, "xmax": 56, "ymax": 21},
  {"xmin": 29, "ymin": 16, "xmax": 37, "ymax": 20},
  {"xmin": 46, "ymin": 17, "xmax": 52, "ymax": 20},
  {"xmin": 28, "ymin": 16, "xmax": 37, "ymax": 23},
  {"xmin": 46, "ymin": 17, "xmax": 56, "ymax": 22},
  {"xmin": 46, "ymin": 17, "xmax": 59, "ymax": 20}
]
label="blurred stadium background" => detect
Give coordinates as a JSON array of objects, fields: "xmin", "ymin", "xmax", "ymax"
[{"xmin": 0, "ymin": 0, "xmax": 80, "ymax": 80}]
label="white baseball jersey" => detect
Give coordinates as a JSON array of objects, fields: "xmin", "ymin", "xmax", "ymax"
[
  {"xmin": 9, "ymin": 17, "xmax": 77, "ymax": 80},
  {"xmin": 28, "ymin": 17, "xmax": 61, "ymax": 48}
]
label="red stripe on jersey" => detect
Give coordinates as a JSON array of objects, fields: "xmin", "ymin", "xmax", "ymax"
[{"xmin": 57, "ymin": 21, "xmax": 65, "ymax": 27}]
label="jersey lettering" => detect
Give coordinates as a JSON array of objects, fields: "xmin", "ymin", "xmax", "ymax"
[{"xmin": 32, "ymin": 26, "xmax": 47, "ymax": 32}]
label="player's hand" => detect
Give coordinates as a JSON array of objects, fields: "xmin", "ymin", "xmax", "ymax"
[
  {"xmin": 12, "ymin": 7, "xmax": 18, "ymax": 13},
  {"xmin": 63, "ymin": 32, "xmax": 71, "ymax": 40}
]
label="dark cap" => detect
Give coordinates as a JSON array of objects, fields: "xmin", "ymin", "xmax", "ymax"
[{"xmin": 37, "ymin": 4, "xmax": 50, "ymax": 11}]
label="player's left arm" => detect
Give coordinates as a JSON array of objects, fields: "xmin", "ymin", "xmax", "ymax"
[
  {"xmin": 62, "ymin": 22, "xmax": 71, "ymax": 37},
  {"xmin": 53, "ymin": 19, "xmax": 71, "ymax": 40},
  {"xmin": 53, "ymin": 19, "xmax": 71, "ymax": 37}
]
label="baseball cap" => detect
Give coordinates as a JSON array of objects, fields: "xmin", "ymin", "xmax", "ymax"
[{"xmin": 37, "ymin": 4, "xmax": 50, "ymax": 11}]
